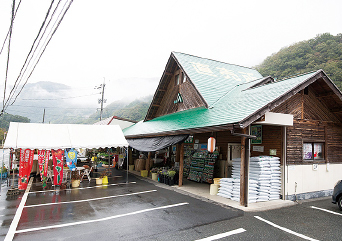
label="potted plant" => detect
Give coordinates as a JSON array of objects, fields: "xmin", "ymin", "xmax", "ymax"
[
  {"xmin": 1, "ymin": 165, "xmax": 7, "ymax": 178},
  {"xmin": 167, "ymin": 170, "xmax": 176, "ymax": 186},
  {"xmin": 151, "ymin": 167, "xmax": 159, "ymax": 181},
  {"xmin": 71, "ymin": 171, "xmax": 81, "ymax": 188}
]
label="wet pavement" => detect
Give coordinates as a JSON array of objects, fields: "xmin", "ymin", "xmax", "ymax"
[{"xmin": 0, "ymin": 169, "xmax": 243, "ymax": 240}]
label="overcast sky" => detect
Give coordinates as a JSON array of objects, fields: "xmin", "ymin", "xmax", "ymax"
[{"xmin": 0, "ymin": 0, "xmax": 341, "ymax": 108}]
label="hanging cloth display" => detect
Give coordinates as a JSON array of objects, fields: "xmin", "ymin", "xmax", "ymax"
[
  {"xmin": 18, "ymin": 149, "xmax": 34, "ymax": 190},
  {"xmin": 52, "ymin": 149, "xmax": 64, "ymax": 186},
  {"xmin": 38, "ymin": 150, "xmax": 50, "ymax": 188},
  {"xmin": 65, "ymin": 148, "xmax": 77, "ymax": 171},
  {"xmin": 127, "ymin": 134, "xmax": 189, "ymax": 152}
]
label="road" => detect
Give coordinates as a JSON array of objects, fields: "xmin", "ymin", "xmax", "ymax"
[{"xmin": 0, "ymin": 169, "xmax": 341, "ymax": 240}]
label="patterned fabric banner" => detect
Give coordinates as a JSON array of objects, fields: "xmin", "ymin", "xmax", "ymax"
[
  {"xmin": 18, "ymin": 149, "xmax": 34, "ymax": 190},
  {"xmin": 65, "ymin": 148, "xmax": 77, "ymax": 171},
  {"xmin": 37, "ymin": 150, "xmax": 50, "ymax": 188},
  {"xmin": 44, "ymin": 150, "xmax": 50, "ymax": 177},
  {"xmin": 37, "ymin": 150, "xmax": 45, "ymax": 181},
  {"xmin": 52, "ymin": 149, "xmax": 64, "ymax": 186}
]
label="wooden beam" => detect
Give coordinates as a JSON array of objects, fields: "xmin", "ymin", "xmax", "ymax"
[
  {"xmin": 146, "ymin": 152, "xmax": 151, "ymax": 174},
  {"xmin": 240, "ymin": 127, "xmax": 248, "ymax": 207},
  {"xmin": 179, "ymin": 143, "xmax": 184, "ymax": 187},
  {"xmin": 165, "ymin": 72, "xmax": 172, "ymax": 76},
  {"xmin": 176, "ymin": 143, "xmax": 181, "ymax": 163}
]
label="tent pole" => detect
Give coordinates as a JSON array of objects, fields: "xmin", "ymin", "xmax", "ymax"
[{"xmin": 126, "ymin": 147, "xmax": 129, "ymax": 183}]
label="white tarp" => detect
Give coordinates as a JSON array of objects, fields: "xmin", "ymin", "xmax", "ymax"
[{"xmin": 4, "ymin": 122, "xmax": 129, "ymax": 149}]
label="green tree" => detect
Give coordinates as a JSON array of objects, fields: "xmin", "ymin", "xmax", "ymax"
[{"xmin": 256, "ymin": 33, "xmax": 342, "ymax": 88}]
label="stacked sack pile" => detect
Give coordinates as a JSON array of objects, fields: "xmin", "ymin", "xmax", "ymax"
[{"xmin": 217, "ymin": 156, "xmax": 281, "ymax": 203}]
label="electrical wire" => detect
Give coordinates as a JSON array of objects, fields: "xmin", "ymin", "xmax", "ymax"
[
  {"xmin": 9, "ymin": 0, "xmax": 74, "ymax": 106},
  {"xmin": 0, "ymin": 0, "xmax": 22, "ymax": 57},
  {"xmin": 2, "ymin": 0, "xmax": 16, "ymax": 116},
  {"xmin": 1, "ymin": 0, "xmax": 74, "ymax": 115},
  {"xmin": 4, "ymin": 0, "xmax": 56, "ymax": 109},
  {"xmin": 22, "ymin": 92, "xmax": 101, "ymax": 100}
]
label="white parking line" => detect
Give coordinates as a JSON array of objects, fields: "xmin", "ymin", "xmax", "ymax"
[
  {"xmin": 195, "ymin": 228, "xmax": 246, "ymax": 241},
  {"xmin": 254, "ymin": 216, "xmax": 319, "ymax": 241},
  {"xmin": 5, "ymin": 177, "xmax": 33, "ymax": 241},
  {"xmin": 311, "ymin": 206, "xmax": 342, "ymax": 216},
  {"xmin": 15, "ymin": 202, "xmax": 189, "ymax": 234},
  {"xmin": 25, "ymin": 189, "xmax": 157, "ymax": 208},
  {"xmin": 28, "ymin": 181, "xmax": 137, "ymax": 194}
]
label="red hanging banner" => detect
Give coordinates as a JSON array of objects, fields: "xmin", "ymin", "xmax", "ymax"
[
  {"xmin": 52, "ymin": 149, "xmax": 63, "ymax": 186},
  {"xmin": 44, "ymin": 150, "xmax": 50, "ymax": 177},
  {"xmin": 18, "ymin": 149, "xmax": 34, "ymax": 190},
  {"xmin": 37, "ymin": 150, "xmax": 45, "ymax": 181}
]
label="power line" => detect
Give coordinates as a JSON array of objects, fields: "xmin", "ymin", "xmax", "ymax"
[
  {"xmin": 2, "ymin": 0, "xmax": 16, "ymax": 116},
  {"xmin": 21, "ymin": 92, "xmax": 101, "ymax": 100},
  {"xmin": 9, "ymin": 0, "xmax": 74, "ymax": 107},
  {"xmin": 1, "ymin": 0, "xmax": 74, "ymax": 115},
  {"xmin": 4, "ymin": 0, "xmax": 56, "ymax": 109},
  {"xmin": 0, "ymin": 0, "xmax": 22, "ymax": 57}
]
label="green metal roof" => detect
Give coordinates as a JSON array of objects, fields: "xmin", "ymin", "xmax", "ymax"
[
  {"xmin": 173, "ymin": 52, "xmax": 263, "ymax": 107},
  {"xmin": 123, "ymin": 71, "xmax": 320, "ymax": 137}
]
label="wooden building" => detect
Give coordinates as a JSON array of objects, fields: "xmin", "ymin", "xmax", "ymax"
[{"xmin": 124, "ymin": 52, "xmax": 342, "ymax": 206}]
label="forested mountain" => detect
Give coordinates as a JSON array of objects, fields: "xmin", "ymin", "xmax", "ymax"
[
  {"xmin": 256, "ymin": 33, "xmax": 342, "ymax": 89},
  {"xmin": 0, "ymin": 113, "xmax": 30, "ymax": 130},
  {"xmin": 82, "ymin": 96, "xmax": 152, "ymax": 124},
  {"xmin": 0, "ymin": 113, "xmax": 30, "ymax": 143}
]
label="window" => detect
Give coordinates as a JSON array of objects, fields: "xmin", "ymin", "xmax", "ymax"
[
  {"xmin": 303, "ymin": 142, "xmax": 324, "ymax": 160},
  {"xmin": 182, "ymin": 72, "xmax": 187, "ymax": 83},
  {"xmin": 175, "ymin": 74, "xmax": 179, "ymax": 85}
]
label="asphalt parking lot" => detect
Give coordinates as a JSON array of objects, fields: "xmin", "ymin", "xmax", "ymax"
[
  {"xmin": 1, "ymin": 169, "xmax": 341, "ymax": 241},
  {"xmin": 0, "ymin": 169, "xmax": 243, "ymax": 241}
]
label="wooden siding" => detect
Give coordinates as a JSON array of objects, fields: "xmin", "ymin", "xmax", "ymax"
[
  {"xmin": 193, "ymin": 131, "xmax": 241, "ymax": 161},
  {"xmin": 272, "ymin": 86, "xmax": 342, "ymax": 164},
  {"xmin": 155, "ymin": 74, "xmax": 205, "ymax": 117},
  {"xmin": 273, "ymin": 85, "xmax": 340, "ymax": 122},
  {"xmin": 145, "ymin": 55, "xmax": 206, "ymax": 121},
  {"xmin": 250, "ymin": 125, "xmax": 283, "ymax": 164}
]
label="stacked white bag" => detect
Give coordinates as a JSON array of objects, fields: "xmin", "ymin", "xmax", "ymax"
[
  {"xmin": 217, "ymin": 156, "xmax": 281, "ymax": 203},
  {"xmin": 250, "ymin": 156, "xmax": 281, "ymax": 202}
]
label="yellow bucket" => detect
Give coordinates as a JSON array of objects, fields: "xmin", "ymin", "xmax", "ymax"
[
  {"xmin": 102, "ymin": 176, "xmax": 108, "ymax": 184},
  {"xmin": 141, "ymin": 170, "xmax": 148, "ymax": 177},
  {"xmin": 213, "ymin": 178, "xmax": 221, "ymax": 185}
]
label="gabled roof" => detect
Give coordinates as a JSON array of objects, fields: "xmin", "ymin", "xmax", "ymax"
[
  {"xmin": 145, "ymin": 52, "xmax": 263, "ymax": 120},
  {"xmin": 124, "ymin": 56, "xmax": 342, "ymax": 138},
  {"xmin": 172, "ymin": 52, "xmax": 263, "ymax": 107},
  {"xmin": 94, "ymin": 116, "xmax": 137, "ymax": 129}
]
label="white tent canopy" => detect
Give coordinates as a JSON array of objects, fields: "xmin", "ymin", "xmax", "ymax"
[{"xmin": 4, "ymin": 122, "xmax": 129, "ymax": 149}]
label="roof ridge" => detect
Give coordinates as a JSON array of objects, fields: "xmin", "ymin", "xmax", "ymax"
[
  {"xmin": 276, "ymin": 70, "xmax": 319, "ymax": 81},
  {"xmin": 172, "ymin": 51, "xmax": 258, "ymax": 71}
]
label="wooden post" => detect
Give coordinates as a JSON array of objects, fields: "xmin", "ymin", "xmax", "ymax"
[
  {"xmin": 175, "ymin": 143, "xmax": 181, "ymax": 163},
  {"xmin": 240, "ymin": 128, "xmax": 248, "ymax": 207},
  {"xmin": 179, "ymin": 143, "xmax": 184, "ymax": 186},
  {"xmin": 146, "ymin": 152, "xmax": 151, "ymax": 174}
]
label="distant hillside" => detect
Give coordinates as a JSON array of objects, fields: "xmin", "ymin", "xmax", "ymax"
[
  {"xmin": 5, "ymin": 81, "xmax": 97, "ymax": 124},
  {"xmin": 0, "ymin": 112, "xmax": 30, "ymax": 130},
  {"xmin": 256, "ymin": 33, "xmax": 342, "ymax": 89},
  {"xmin": 0, "ymin": 112, "xmax": 30, "ymax": 143},
  {"xmin": 81, "ymin": 95, "xmax": 152, "ymax": 124}
]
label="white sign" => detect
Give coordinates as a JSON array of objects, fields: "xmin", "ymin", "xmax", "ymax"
[{"xmin": 253, "ymin": 146, "xmax": 264, "ymax": 152}]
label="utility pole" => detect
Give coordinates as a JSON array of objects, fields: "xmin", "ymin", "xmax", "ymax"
[
  {"xmin": 42, "ymin": 108, "xmax": 45, "ymax": 123},
  {"xmin": 95, "ymin": 78, "xmax": 107, "ymax": 121}
]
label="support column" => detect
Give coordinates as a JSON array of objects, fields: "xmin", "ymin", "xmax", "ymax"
[
  {"xmin": 146, "ymin": 152, "xmax": 151, "ymax": 174},
  {"xmin": 240, "ymin": 127, "xmax": 248, "ymax": 207},
  {"xmin": 179, "ymin": 143, "xmax": 184, "ymax": 187}
]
